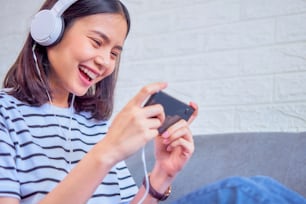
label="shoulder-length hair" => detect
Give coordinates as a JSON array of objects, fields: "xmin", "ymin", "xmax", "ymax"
[{"xmin": 3, "ymin": 0, "xmax": 130, "ymax": 121}]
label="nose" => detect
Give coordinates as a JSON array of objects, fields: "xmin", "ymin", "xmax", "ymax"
[{"xmin": 94, "ymin": 52, "xmax": 110, "ymax": 68}]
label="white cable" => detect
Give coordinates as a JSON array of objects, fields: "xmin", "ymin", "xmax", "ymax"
[
  {"xmin": 32, "ymin": 43, "xmax": 52, "ymax": 102},
  {"xmin": 137, "ymin": 146, "xmax": 150, "ymax": 204},
  {"xmin": 32, "ymin": 43, "xmax": 74, "ymax": 171},
  {"xmin": 67, "ymin": 94, "xmax": 75, "ymax": 170}
]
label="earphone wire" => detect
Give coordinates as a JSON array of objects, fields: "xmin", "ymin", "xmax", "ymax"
[
  {"xmin": 138, "ymin": 147, "xmax": 150, "ymax": 204},
  {"xmin": 32, "ymin": 43, "xmax": 74, "ymax": 170},
  {"xmin": 32, "ymin": 43, "xmax": 52, "ymax": 102}
]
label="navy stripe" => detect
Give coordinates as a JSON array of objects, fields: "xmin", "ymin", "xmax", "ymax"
[
  {"xmin": 0, "ymin": 140, "xmax": 15, "ymax": 150},
  {"xmin": 71, "ymin": 138, "xmax": 97, "ymax": 145},
  {"xmin": 0, "ymin": 129, "xmax": 8, "ymax": 134},
  {"xmin": 21, "ymin": 178, "xmax": 60, "ymax": 185},
  {"xmin": 29, "ymin": 124, "xmax": 66, "ymax": 129},
  {"xmin": 17, "ymin": 165, "xmax": 68, "ymax": 174},
  {"xmin": 0, "ymin": 121, "xmax": 6, "ymax": 128},
  {"xmin": 118, "ymin": 175, "xmax": 132, "ymax": 180},
  {"xmin": 16, "ymin": 129, "xmax": 30, "ymax": 135},
  {"xmin": 11, "ymin": 117, "xmax": 25, "ymax": 123},
  {"xmin": 108, "ymin": 171, "xmax": 116, "ymax": 175},
  {"xmin": 23, "ymin": 113, "xmax": 107, "ymax": 127},
  {"xmin": 28, "ymin": 125, "xmax": 106, "ymax": 137},
  {"xmin": 120, "ymin": 183, "xmax": 137, "ymax": 191},
  {"xmin": 122, "ymin": 193, "xmax": 137, "ymax": 200},
  {"xmin": 92, "ymin": 192, "xmax": 120, "ymax": 198},
  {"xmin": 0, "ymin": 129, "xmax": 7, "ymax": 134},
  {"xmin": 0, "ymin": 165, "xmax": 15, "ymax": 170},
  {"xmin": 21, "ymin": 191, "xmax": 48, "ymax": 199},
  {"xmin": 16, "ymin": 153, "xmax": 69, "ymax": 163},
  {"xmin": 116, "ymin": 166, "xmax": 128, "ymax": 171},
  {"xmin": 4, "ymin": 106, "xmax": 16, "ymax": 111},
  {"xmin": 0, "ymin": 177, "xmax": 19, "ymax": 183},
  {"xmin": 32, "ymin": 134, "xmax": 65, "ymax": 141},
  {"xmin": 101, "ymin": 181, "xmax": 119, "ymax": 186},
  {"xmin": 0, "ymin": 153, "xmax": 11, "ymax": 156},
  {"xmin": 16, "ymin": 153, "xmax": 82, "ymax": 165},
  {"xmin": 0, "ymin": 191, "xmax": 20, "ymax": 197},
  {"xmin": 27, "ymin": 134, "xmax": 102, "ymax": 146}
]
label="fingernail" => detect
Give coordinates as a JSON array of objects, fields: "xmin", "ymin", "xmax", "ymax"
[{"xmin": 162, "ymin": 131, "xmax": 169, "ymax": 138}]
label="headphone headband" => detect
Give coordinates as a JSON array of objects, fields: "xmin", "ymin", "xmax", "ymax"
[
  {"xmin": 30, "ymin": 0, "xmax": 79, "ymax": 46},
  {"xmin": 52, "ymin": 0, "xmax": 78, "ymax": 16}
]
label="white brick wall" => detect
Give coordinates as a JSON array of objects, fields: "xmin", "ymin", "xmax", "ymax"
[
  {"xmin": 0, "ymin": 0, "xmax": 42, "ymax": 83},
  {"xmin": 1, "ymin": 0, "xmax": 306, "ymax": 135}
]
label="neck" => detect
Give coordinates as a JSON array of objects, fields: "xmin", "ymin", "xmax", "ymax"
[{"xmin": 51, "ymin": 97, "xmax": 70, "ymax": 108}]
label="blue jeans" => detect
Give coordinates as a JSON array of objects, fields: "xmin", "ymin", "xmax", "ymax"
[{"xmin": 172, "ymin": 176, "xmax": 306, "ymax": 204}]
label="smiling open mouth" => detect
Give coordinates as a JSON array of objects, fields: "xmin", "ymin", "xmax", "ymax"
[{"xmin": 79, "ymin": 66, "xmax": 98, "ymax": 82}]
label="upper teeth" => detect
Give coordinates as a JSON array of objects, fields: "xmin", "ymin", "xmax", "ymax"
[{"xmin": 80, "ymin": 66, "xmax": 98, "ymax": 80}]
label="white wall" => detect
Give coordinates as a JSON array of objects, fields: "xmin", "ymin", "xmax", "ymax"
[
  {"xmin": 0, "ymin": 0, "xmax": 43, "ymax": 82},
  {"xmin": 1, "ymin": 0, "xmax": 306, "ymax": 135}
]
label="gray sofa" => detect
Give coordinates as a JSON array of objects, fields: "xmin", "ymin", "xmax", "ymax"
[{"xmin": 125, "ymin": 132, "xmax": 306, "ymax": 203}]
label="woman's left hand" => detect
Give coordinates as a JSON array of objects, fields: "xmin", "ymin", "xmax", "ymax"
[{"xmin": 153, "ymin": 101, "xmax": 198, "ymax": 179}]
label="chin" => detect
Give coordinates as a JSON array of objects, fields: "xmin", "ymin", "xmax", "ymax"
[{"xmin": 71, "ymin": 88, "xmax": 90, "ymax": 97}]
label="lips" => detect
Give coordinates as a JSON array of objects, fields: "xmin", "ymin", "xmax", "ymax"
[{"xmin": 79, "ymin": 66, "xmax": 99, "ymax": 82}]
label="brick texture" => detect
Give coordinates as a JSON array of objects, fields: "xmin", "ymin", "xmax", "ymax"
[{"xmin": 1, "ymin": 0, "xmax": 306, "ymax": 134}]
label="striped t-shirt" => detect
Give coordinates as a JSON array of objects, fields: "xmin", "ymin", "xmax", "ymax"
[{"xmin": 0, "ymin": 91, "xmax": 138, "ymax": 203}]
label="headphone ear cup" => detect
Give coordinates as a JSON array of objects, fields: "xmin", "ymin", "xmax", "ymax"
[{"xmin": 30, "ymin": 9, "xmax": 64, "ymax": 46}]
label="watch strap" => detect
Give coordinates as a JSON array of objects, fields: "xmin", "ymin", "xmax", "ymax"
[{"xmin": 142, "ymin": 175, "xmax": 171, "ymax": 201}]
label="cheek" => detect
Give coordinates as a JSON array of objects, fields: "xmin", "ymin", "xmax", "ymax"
[
  {"xmin": 73, "ymin": 44, "xmax": 94, "ymax": 60},
  {"xmin": 96, "ymin": 65, "xmax": 117, "ymax": 83},
  {"xmin": 105, "ymin": 64, "xmax": 117, "ymax": 78}
]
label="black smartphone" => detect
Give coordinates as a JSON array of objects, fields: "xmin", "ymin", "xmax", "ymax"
[{"xmin": 144, "ymin": 91, "xmax": 195, "ymax": 134}]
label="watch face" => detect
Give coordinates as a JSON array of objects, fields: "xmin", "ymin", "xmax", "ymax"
[{"xmin": 162, "ymin": 185, "xmax": 172, "ymax": 200}]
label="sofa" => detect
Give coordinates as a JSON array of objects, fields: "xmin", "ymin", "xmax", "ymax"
[{"xmin": 125, "ymin": 132, "xmax": 306, "ymax": 203}]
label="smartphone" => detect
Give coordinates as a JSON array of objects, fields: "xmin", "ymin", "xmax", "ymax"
[{"xmin": 144, "ymin": 91, "xmax": 195, "ymax": 134}]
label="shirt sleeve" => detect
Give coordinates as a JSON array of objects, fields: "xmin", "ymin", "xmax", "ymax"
[
  {"xmin": 115, "ymin": 160, "xmax": 138, "ymax": 203},
  {"xmin": 0, "ymin": 107, "xmax": 20, "ymax": 199}
]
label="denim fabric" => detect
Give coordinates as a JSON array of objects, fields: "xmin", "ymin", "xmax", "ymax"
[{"xmin": 172, "ymin": 176, "xmax": 306, "ymax": 204}]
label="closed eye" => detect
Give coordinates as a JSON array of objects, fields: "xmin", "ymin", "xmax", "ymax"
[
  {"xmin": 91, "ymin": 38, "xmax": 102, "ymax": 47},
  {"xmin": 111, "ymin": 51, "xmax": 120, "ymax": 59}
]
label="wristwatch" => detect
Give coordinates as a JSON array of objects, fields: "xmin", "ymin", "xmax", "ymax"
[{"xmin": 142, "ymin": 175, "xmax": 172, "ymax": 201}]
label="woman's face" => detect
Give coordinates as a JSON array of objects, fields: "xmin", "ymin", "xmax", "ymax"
[{"xmin": 47, "ymin": 13, "xmax": 127, "ymax": 105}]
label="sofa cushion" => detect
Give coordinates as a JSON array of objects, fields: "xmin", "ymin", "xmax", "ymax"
[{"xmin": 125, "ymin": 132, "xmax": 306, "ymax": 203}]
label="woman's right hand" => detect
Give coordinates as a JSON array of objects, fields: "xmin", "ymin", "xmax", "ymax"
[{"xmin": 95, "ymin": 82, "xmax": 168, "ymax": 164}]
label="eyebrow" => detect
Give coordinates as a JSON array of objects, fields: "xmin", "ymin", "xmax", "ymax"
[{"xmin": 91, "ymin": 30, "xmax": 123, "ymax": 51}]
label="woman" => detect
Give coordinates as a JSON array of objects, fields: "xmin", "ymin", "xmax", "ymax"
[{"xmin": 0, "ymin": 0, "xmax": 198, "ymax": 203}]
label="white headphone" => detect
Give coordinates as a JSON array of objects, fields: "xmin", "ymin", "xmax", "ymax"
[{"xmin": 30, "ymin": 0, "xmax": 78, "ymax": 46}]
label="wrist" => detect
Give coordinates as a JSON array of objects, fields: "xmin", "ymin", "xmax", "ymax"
[
  {"xmin": 149, "ymin": 165, "xmax": 174, "ymax": 194},
  {"xmin": 89, "ymin": 141, "xmax": 119, "ymax": 169},
  {"xmin": 142, "ymin": 173, "xmax": 172, "ymax": 201}
]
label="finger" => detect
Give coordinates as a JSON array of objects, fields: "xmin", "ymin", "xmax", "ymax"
[
  {"xmin": 147, "ymin": 129, "xmax": 160, "ymax": 139},
  {"xmin": 188, "ymin": 101, "xmax": 199, "ymax": 124},
  {"xmin": 143, "ymin": 104, "xmax": 165, "ymax": 124},
  {"xmin": 166, "ymin": 137, "xmax": 195, "ymax": 156},
  {"xmin": 142, "ymin": 128, "xmax": 160, "ymax": 143},
  {"xmin": 147, "ymin": 117, "xmax": 164, "ymax": 130},
  {"xmin": 162, "ymin": 119, "xmax": 191, "ymax": 140},
  {"xmin": 133, "ymin": 82, "xmax": 168, "ymax": 107},
  {"xmin": 163, "ymin": 124, "xmax": 193, "ymax": 145},
  {"xmin": 143, "ymin": 104, "xmax": 164, "ymax": 118}
]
